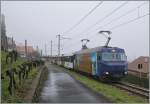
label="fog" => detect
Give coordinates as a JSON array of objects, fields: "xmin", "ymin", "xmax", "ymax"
[{"xmin": 1, "ymin": 1, "xmax": 149, "ymax": 61}]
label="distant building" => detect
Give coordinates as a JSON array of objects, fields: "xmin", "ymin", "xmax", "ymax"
[
  {"xmin": 16, "ymin": 44, "xmax": 36, "ymax": 58},
  {"xmin": 128, "ymin": 56, "xmax": 149, "ymax": 78}
]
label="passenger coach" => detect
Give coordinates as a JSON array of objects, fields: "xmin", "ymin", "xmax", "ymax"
[{"xmin": 60, "ymin": 54, "xmax": 74, "ymax": 69}]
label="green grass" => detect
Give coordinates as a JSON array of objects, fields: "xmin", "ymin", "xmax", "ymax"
[
  {"xmin": 122, "ymin": 74, "xmax": 149, "ymax": 88},
  {"xmin": 1, "ymin": 51, "xmax": 39, "ymax": 103},
  {"xmin": 64, "ymin": 69, "xmax": 148, "ymax": 103}
]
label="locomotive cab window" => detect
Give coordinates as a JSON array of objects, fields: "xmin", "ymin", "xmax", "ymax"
[{"xmin": 102, "ymin": 52, "xmax": 127, "ymax": 61}]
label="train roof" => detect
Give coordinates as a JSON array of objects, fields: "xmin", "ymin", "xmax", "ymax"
[
  {"xmin": 74, "ymin": 46, "xmax": 124, "ymax": 54},
  {"xmin": 61, "ymin": 53, "xmax": 74, "ymax": 57}
]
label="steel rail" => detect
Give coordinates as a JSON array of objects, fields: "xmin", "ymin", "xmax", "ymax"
[{"xmin": 113, "ymin": 82, "xmax": 149, "ymax": 98}]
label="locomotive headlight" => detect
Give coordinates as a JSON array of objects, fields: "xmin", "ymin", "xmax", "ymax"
[
  {"xmin": 124, "ymin": 71, "xmax": 128, "ymax": 75},
  {"xmin": 112, "ymin": 49, "xmax": 115, "ymax": 52},
  {"xmin": 105, "ymin": 72, "xmax": 109, "ymax": 75}
]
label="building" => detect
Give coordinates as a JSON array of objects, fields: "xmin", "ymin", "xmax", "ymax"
[
  {"xmin": 16, "ymin": 44, "xmax": 36, "ymax": 58},
  {"xmin": 128, "ymin": 56, "xmax": 149, "ymax": 78}
]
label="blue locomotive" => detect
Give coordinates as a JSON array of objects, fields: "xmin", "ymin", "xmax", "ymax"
[
  {"xmin": 52, "ymin": 31, "xmax": 128, "ymax": 81},
  {"xmin": 73, "ymin": 46, "xmax": 128, "ymax": 81}
]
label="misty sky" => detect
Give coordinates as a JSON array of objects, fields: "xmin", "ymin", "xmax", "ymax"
[{"xmin": 1, "ymin": 1, "xmax": 149, "ymax": 61}]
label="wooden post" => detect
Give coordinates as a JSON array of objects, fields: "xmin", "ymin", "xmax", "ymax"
[{"xmin": 25, "ymin": 40, "xmax": 27, "ymax": 57}]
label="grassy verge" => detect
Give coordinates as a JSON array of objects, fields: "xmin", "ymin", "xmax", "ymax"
[
  {"xmin": 122, "ymin": 74, "xmax": 149, "ymax": 88},
  {"xmin": 1, "ymin": 51, "xmax": 39, "ymax": 103},
  {"xmin": 64, "ymin": 69, "xmax": 148, "ymax": 103}
]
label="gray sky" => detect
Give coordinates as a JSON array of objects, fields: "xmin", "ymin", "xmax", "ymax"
[{"xmin": 1, "ymin": 1, "xmax": 149, "ymax": 61}]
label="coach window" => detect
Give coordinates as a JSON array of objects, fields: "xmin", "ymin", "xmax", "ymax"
[
  {"xmin": 67, "ymin": 57, "xmax": 69, "ymax": 62},
  {"xmin": 64, "ymin": 57, "xmax": 66, "ymax": 61},
  {"xmin": 71, "ymin": 56, "xmax": 73, "ymax": 62},
  {"xmin": 69, "ymin": 56, "xmax": 71, "ymax": 62}
]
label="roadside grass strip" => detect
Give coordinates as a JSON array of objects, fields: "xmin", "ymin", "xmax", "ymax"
[{"xmin": 65, "ymin": 69, "xmax": 148, "ymax": 103}]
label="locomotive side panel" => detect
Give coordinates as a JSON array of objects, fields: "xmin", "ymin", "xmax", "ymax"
[
  {"xmin": 91, "ymin": 52, "xmax": 98, "ymax": 76},
  {"xmin": 78, "ymin": 53, "xmax": 92, "ymax": 74}
]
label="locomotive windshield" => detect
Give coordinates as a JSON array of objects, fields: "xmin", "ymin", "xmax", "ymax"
[{"xmin": 102, "ymin": 52, "xmax": 127, "ymax": 61}]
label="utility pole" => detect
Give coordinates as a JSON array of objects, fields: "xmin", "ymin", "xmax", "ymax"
[
  {"xmin": 56, "ymin": 34, "xmax": 71, "ymax": 56},
  {"xmin": 36, "ymin": 45, "xmax": 39, "ymax": 57},
  {"xmin": 57, "ymin": 34, "xmax": 61, "ymax": 56},
  {"xmin": 45, "ymin": 44, "xmax": 47, "ymax": 56},
  {"xmin": 41, "ymin": 49, "xmax": 42, "ymax": 57},
  {"xmin": 51, "ymin": 40, "xmax": 52, "ymax": 56},
  {"xmin": 25, "ymin": 40, "xmax": 27, "ymax": 57},
  {"xmin": 12, "ymin": 37, "xmax": 14, "ymax": 50},
  {"xmin": 36, "ymin": 46, "xmax": 39, "ymax": 52}
]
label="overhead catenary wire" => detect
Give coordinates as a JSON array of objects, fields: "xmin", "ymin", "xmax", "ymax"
[
  {"xmin": 110, "ymin": 13, "xmax": 149, "ymax": 30},
  {"xmin": 65, "ymin": 11, "xmax": 148, "ymax": 54},
  {"xmin": 63, "ymin": 1, "xmax": 129, "ymax": 49},
  {"xmin": 86, "ymin": 13, "xmax": 149, "ymax": 42},
  {"xmin": 64, "ymin": 12, "xmax": 149, "ymax": 53},
  {"xmin": 63, "ymin": 2, "xmax": 148, "ymax": 54},
  {"xmin": 63, "ymin": 1, "xmax": 103, "ymax": 35},
  {"xmin": 63, "ymin": 1, "xmax": 130, "ymax": 49},
  {"xmin": 81, "ymin": 1, "xmax": 129, "ymax": 33},
  {"xmin": 85, "ymin": 2, "xmax": 147, "ymax": 35}
]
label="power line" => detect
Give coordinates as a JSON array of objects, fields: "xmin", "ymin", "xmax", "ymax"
[
  {"xmin": 82, "ymin": 1, "xmax": 128, "ymax": 33},
  {"xmin": 86, "ymin": 14, "xmax": 149, "ymax": 41},
  {"xmin": 62, "ymin": 1, "xmax": 128, "ymax": 48},
  {"xmin": 63, "ymin": 2, "xmax": 129, "ymax": 49},
  {"xmin": 64, "ymin": 13, "xmax": 149, "ymax": 53},
  {"xmin": 63, "ymin": 1, "xmax": 103, "ymax": 34},
  {"xmin": 86, "ymin": 2, "xmax": 147, "ymax": 35},
  {"xmin": 63, "ymin": 2, "xmax": 148, "ymax": 54},
  {"xmin": 110, "ymin": 13, "xmax": 149, "ymax": 30}
]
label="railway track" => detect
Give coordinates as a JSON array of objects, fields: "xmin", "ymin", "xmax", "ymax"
[
  {"xmin": 113, "ymin": 82, "xmax": 149, "ymax": 99},
  {"xmin": 57, "ymin": 65, "xmax": 149, "ymax": 99}
]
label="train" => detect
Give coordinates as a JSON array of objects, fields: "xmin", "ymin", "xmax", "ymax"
[{"xmin": 51, "ymin": 46, "xmax": 128, "ymax": 81}]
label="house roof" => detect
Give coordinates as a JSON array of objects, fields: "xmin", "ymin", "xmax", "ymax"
[
  {"xmin": 130, "ymin": 56, "xmax": 149, "ymax": 63},
  {"xmin": 16, "ymin": 45, "xmax": 35, "ymax": 53}
]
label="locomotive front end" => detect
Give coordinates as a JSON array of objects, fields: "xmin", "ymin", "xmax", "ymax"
[{"xmin": 98, "ymin": 47, "xmax": 128, "ymax": 81}]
